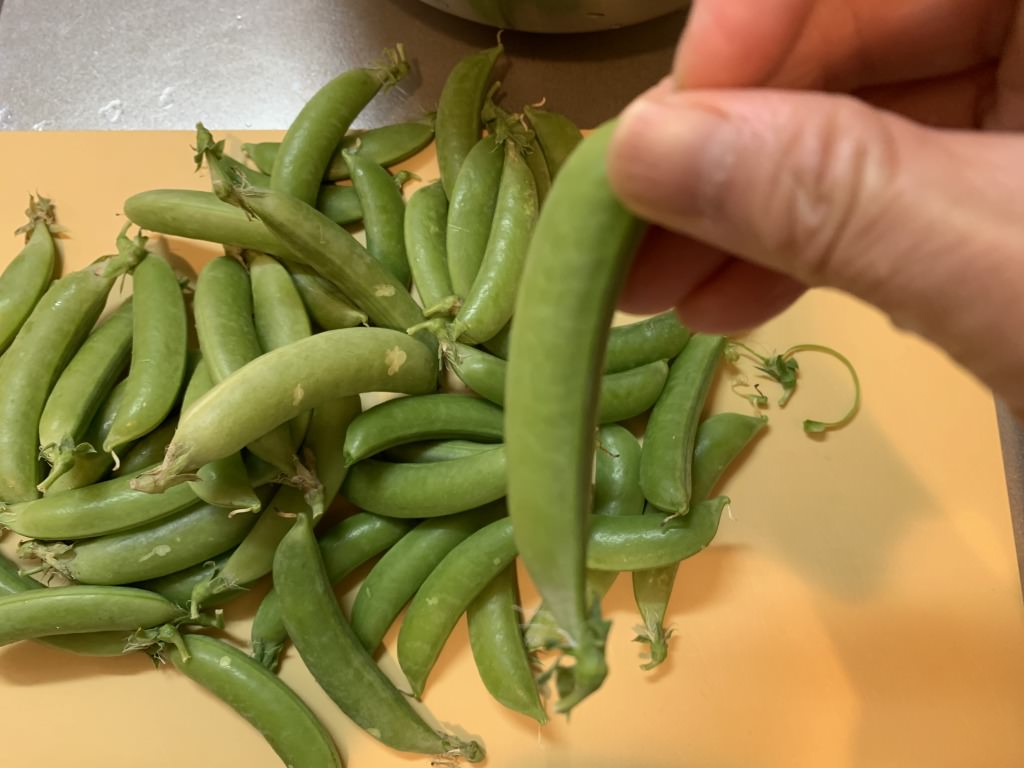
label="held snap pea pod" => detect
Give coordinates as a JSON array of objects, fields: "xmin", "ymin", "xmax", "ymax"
[
  {"xmin": 275, "ymin": 513, "xmax": 485, "ymax": 761},
  {"xmin": 342, "ymin": 446, "xmax": 507, "ymax": 518},
  {"xmin": 18, "ymin": 496, "xmax": 262, "ymax": 586},
  {"xmin": 0, "ymin": 195, "xmax": 61, "ymax": 354},
  {"xmin": 640, "ymin": 333, "xmax": 726, "ymax": 516},
  {"xmin": 46, "ymin": 381, "xmax": 127, "ymax": 494},
  {"xmin": 350, "ymin": 504, "xmax": 505, "ymax": 651},
  {"xmin": 343, "ymin": 149, "xmax": 411, "ymax": 286},
  {"xmin": 523, "ymin": 104, "xmax": 583, "ymax": 179},
  {"xmin": 467, "ymin": 566, "xmax": 548, "ymax": 724},
  {"xmin": 633, "ymin": 412, "xmax": 767, "ymax": 669},
  {"xmin": 343, "ymin": 393, "xmax": 503, "ymax": 466},
  {"xmin": 245, "ymin": 116, "xmax": 435, "ymax": 180},
  {"xmin": 289, "ymin": 263, "xmax": 368, "ymax": 330},
  {"xmin": 0, "ymin": 227, "xmax": 145, "ymax": 503},
  {"xmin": 271, "ymin": 45, "xmax": 410, "ymax": 206},
  {"xmin": 103, "ymin": 244, "xmax": 188, "ymax": 456},
  {"xmin": 398, "ymin": 498, "xmax": 727, "ymax": 699},
  {"xmin": 37, "ymin": 300, "xmax": 133, "ymax": 491},
  {"xmin": 188, "ymin": 395, "xmax": 361, "ymax": 613},
  {"xmin": 133, "ymin": 328, "xmax": 436, "ymax": 494},
  {"xmin": 404, "ymin": 182, "xmax": 453, "ymax": 310},
  {"xmin": 251, "ymin": 511, "xmax": 413, "ymax": 671},
  {"xmin": 447, "ymin": 342, "xmax": 669, "ymax": 424},
  {"xmin": 446, "ymin": 135, "xmax": 505, "ymax": 298},
  {"xmin": 449, "ymin": 139, "xmax": 539, "ymax": 344},
  {"xmin": 168, "ymin": 634, "xmax": 342, "ymax": 768},
  {"xmin": 437, "ymin": 43, "xmax": 503, "ymax": 197},
  {"xmin": 0, "ymin": 585, "xmax": 186, "ymax": 647},
  {"xmin": 504, "ymin": 121, "xmax": 643, "ymax": 712},
  {"xmin": 383, "ymin": 439, "xmax": 495, "ymax": 464}
]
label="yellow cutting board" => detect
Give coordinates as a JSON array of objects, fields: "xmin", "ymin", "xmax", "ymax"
[{"xmin": 0, "ymin": 132, "xmax": 1021, "ymax": 768}]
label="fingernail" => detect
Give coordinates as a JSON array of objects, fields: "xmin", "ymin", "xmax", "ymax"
[{"xmin": 610, "ymin": 95, "xmax": 735, "ymax": 227}]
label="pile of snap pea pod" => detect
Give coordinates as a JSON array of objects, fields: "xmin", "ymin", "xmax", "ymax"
[{"xmin": 0, "ymin": 41, "xmax": 859, "ymax": 767}]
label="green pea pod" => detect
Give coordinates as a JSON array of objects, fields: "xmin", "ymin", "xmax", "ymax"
[
  {"xmin": 523, "ymin": 104, "xmax": 583, "ymax": 179},
  {"xmin": 0, "ymin": 228, "xmax": 144, "ymax": 503},
  {"xmin": 251, "ymin": 511, "xmax": 412, "ymax": 671},
  {"xmin": 437, "ymin": 44, "xmax": 503, "ymax": 197},
  {"xmin": 46, "ymin": 381, "xmax": 127, "ymax": 494},
  {"xmin": 504, "ymin": 121, "xmax": 642, "ymax": 712},
  {"xmin": 405, "ymin": 182, "xmax": 453, "ymax": 311},
  {"xmin": 169, "ymin": 634, "xmax": 342, "ymax": 768},
  {"xmin": 37, "ymin": 300, "xmax": 133, "ymax": 491},
  {"xmin": 288, "ymin": 262, "xmax": 368, "ymax": 330},
  {"xmin": 0, "ymin": 195, "xmax": 60, "ymax": 354},
  {"xmin": 112, "ymin": 417, "xmax": 178, "ymax": 478},
  {"xmin": 467, "ymin": 566, "xmax": 548, "ymax": 724},
  {"xmin": 523, "ymin": 134, "xmax": 552, "ymax": 205},
  {"xmin": 639, "ymin": 334, "xmax": 726, "ymax": 516},
  {"xmin": 344, "ymin": 150, "xmax": 411, "ymax": 286},
  {"xmin": 383, "ymin": 439, "xmax": 495, "ymax": 464},
  {"xmin": 633, "ymin": 413, "xmax": 767, "ymax": 669},
  {"xmin": 446, "ymin": 135, "xmax": 505, "ymax": 297},
  {"xmin": 104, "ymin": 243, "xmax": 188, "ymax": 456},
  {"xmin": 274, "ymin": 513, "xmax": 485, "ymax": 761},
  {"xmin": 270, "ymin": 46, "xmax": 410, "ymax": 206}
]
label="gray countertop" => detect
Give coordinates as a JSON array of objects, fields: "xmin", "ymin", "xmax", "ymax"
[{"xmin": 0, "ymin": 0, "xmax": 1020, "ymax": 588}]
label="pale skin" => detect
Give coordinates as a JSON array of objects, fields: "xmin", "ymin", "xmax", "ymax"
[{"xmin": 608, "ymin": 0, "xmax": 1024, "ymax": 419}]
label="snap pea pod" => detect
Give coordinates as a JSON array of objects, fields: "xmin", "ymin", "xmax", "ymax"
[
  {"xmin": 37, "ymin": 300, "xmax": 133, "ymax": 491},
  {"xmin": 436, "ymin": 44, "xmax": 503, "ymax": 197},
  {"xmin": 404, "ymin": 182, "xmax": 452, "ymax": 310},
  {"xmin": 450, "ymin": 139, "xmax": 538, "ymax": 344},
  {"xmin": 448, "ymin": 342, "xmax": 668, "ymax": 423},
  {"xmin": 0, "ymin": 229, "xmax": 144, "ymax": 503},
  {"xmin": 136, "ymin": 552, "xmax": 232, "ymax": 609},
  {"xmin": 446, "ymin": 135, "xmax": 504, "ymax": 297},
  {"xmin": 504, "ymin": 121, "xmax": 642, "ymax": 712},
  {"xmin": 275, "ymin": 513, "xmax": 484, "ymax": 761},
  {"xmin": 315, "ymin": 183, "xmax": 364, "ymax": 226},
  {"xmin": 47, "ymin": 381, "xmax": 127, "ymax": 494},
  {"xmin": 343, "ymin": 393, "xmax": 503, "ymax": 466},
  {"xmin": 344, "ymin": 149, "xmax": 411, "ymax": 285},
  {"xmin": 350, "ymin": 504, "xmax": 504, "ymax": 651},
  {"xmin": 342, "ymin": 447, "xmax": 507, "ymax": 518},
  {"xmin": 188, "ymin": 395, "xmax": 361, "ymax": 612},
  {"xmin": 467, "ymin": 566, "xmax": 547, "ymax": 724},
  {"xmin": 104, "ymin": 245, "xmax": 188, "ymax": 456},
  {"xmin": 245, "ymin": 116, "xmax": 435, "ymax": 180},
  {"xmin": 251, "ymin": 512, "xmax": 413, "ymax": 671},
  {"xmin": 633, "ymin": 413, "xmax": 767, "ymax": 669},
  {"xmin": 288, "ymin": 262, "xmax": 368, "ymax": 330},
  {"xmin": 640, "ymin": 334, "xmax": 726, "ymax": 516},
  {"xmin": 18, "ymin": 496, "xmax": 262, "ymax": 586},
  {"xmin": 112, "ymin": 417, "xmax": 178, "ymax": 478},
  {"xmin": 168, "ymin": 634, "xmax": 342, "ymax": 768},
  {"xmin": 523, "ymin": 134, "xmax": 552, "ymax": 205},
  {"xmin": 192, "ymin": 124, "xmax": 269, "ymax": 189},
  {"xmin": 0, "ymin": 585, "xmax": 186, "ymax": 647},
  {"xmin": 383, "ymin": 439, "xmax": 496, "ymax": 464},
  {"xmin": 523, "ymin": 104, "xmax": 583, "ymax": 179},
  {"xmin": 0, "ymin": 554, "xmax": 139, "ymax": 656},
  {"xmin": 271, "ymin": 46, "xmax": 410, "ymax": 206},
  {"xmin": 397, "ymin": 498, "xmax": 727, "ymax": 699},
  {"xmin": 133, "ymin": 328, "xmax": 436, "ymax": 493},
  {"xmin": 0, "ymin": 195, "xmax": 60, "ymax": 354}
]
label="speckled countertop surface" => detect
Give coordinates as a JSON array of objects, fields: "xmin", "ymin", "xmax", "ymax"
[{"xmin": 0, "ymin": 0, "xmax": 1020, "ymax": 589}]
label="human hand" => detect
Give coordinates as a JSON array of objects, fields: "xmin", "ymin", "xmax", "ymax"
[{"xmin": 608, "ymin": 0, "xmax": 1024, "ymax": 418}]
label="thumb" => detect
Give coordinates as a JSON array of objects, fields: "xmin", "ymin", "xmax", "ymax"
[{"xmin": 608, "ymin": 87, "xmax": 1024, "ymax": 418}]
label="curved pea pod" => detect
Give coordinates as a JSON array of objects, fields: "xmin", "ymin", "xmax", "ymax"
[
  {"xmin": 0, "ymin": 195, "xmax": 61, "ymax": 354},
  {"xmin": 504, "ymin": 121, "xmax": 643, "ymax": 712},
  {"xmin": 405, "ymin": 182, "xmax": 453, "ymax": 311},
  {"xmin": 450, "ymin": 140, "xmax": 538, "ymax": 344},
  {"xmin": 523, "ymin": 104, "xmax": 583, "ymax": 179},
  {"xmin": 46, "ymin": 381, "xmax": 128, "ymax": 494},
  {"xmin": 112, "ymin": 417, "xmax": 178, "ymax": 478},
  {"xmin": 37, "ymin": 300, "xmax": 133, "ymax": 491},
  {"xmin": 271, "ymin": 46, "xmax": 410, "ymax": 206},
  {"xmin": 274, "ymin": 513, "xmax": 484, "ymax": 761},
  {"xmin": 383, "ymin": 439, "xmax": 495, "ymax": 463},
  {"xmin": 447, "ymin": 342, "xmax": 667, "ymax": 423},
  {"xmin": 343, "ymin": 393, "xmax": 503, "ymax": 465},
  {"xmin": 103, "ymin": 244, "xmax": 188, "ymax": 457},
  {"xmin": 350, "ymin": 504, "xmax": 504, "ymax": 651},
  {"xmin": 0, "ymin": 228, "xmax": 145, "ymax": 503},
  {"xmin": 446, "ymin": 135, "xmax": 505, "ymax": 298},
  {"xmin": 251, "ymin": 511, "xmax": 413, "ymax": 671},
  {"xmin": 640, "ymin": 333, "xmax": 726, "ymax": 516},
  {"xmin": 288, "ymin": 263, "xmax": 368, "ymax": 330},
  {"xmin": 436, "ymin": 44, "xmax": 503, "ymax": 197},
  {"xmin": 344, "ymin": 150, "xmax": 410, "ymax": 286},
  {"xmin": 133, "ymin": 328, "xmax": 436, "ymax": 494},
  {"xmin": 342, "ymin": 446, "xmax": 506, "ymax": 518},
  {"xmin": 633, "ymin": 413, "xmax": 767, "ymax": 669},
  {"xmin": 168, "ymin": 634, "xmax": 342, "ymax": 768},
  {"xmin": 467, "ymin": 566, "xmax": 548, "ymax": 724}
]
